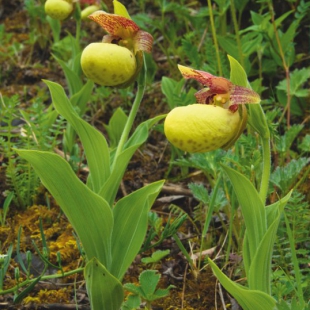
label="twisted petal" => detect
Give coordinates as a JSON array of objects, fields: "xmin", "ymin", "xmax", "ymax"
[
  {"xmin": 89, "ymin": 10, "xmax": 153, "ymax": 53},
  {"xmin": 133, "ymin": 30, "xmax": 153, "ymax": 53},
  {"xmin": 230, "ymin": 85, "xmax": 261, "ymax": 105},
  {"xmin": 89, "ymin": 10, "xmax": 139, "ymax": 39},
  {"xmin": 178, "ymin": 64, "xmax": 260, "ymax": 106}
]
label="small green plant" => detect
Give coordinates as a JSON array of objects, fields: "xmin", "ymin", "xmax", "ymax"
[
  {"xmin": 0, "ymin": 192, "xmax": 14, "ymax": 226},
  {"xmin": 141, "ymin": 249, "xmax": 170, "ymax": 265},
  {"xmin": 0, "ymin": 246, "xmax": 12, "ymax": 291},
  {"xmin": 0, "ymin": 94, "xmax": 64, "ymax": 208},
  {"xmin": 123, "ymin": 270, "xmax": 175, "ymax": 310},
  {"xmin": 276, "ymin": 68, "xmax": 310, "ymax": 117},
  {"xmin": 141, "ymin": 210, "xmax": 187, "ymax": 252}
]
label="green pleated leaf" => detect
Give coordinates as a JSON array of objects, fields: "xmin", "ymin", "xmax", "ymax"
[
  {"xmin": 70, "ymin": 79, "xmax": 94, "ymax": 115},
  {"xmin": 248, "ymin": 212, "xmax": 281, "ymax": 293},
  {"xmin": 248, "ymin": 190, "xmax": 292, "ymax": 292},
  {"xmin": 105, "ymin": 107, "xmax": 128, "ymax": 149},
  {"xmin": 222, "ymin": 165, "xmax": 267, "ymax": 262},
  {"xmin": 52, "ymin": 53, "xmax": 83, "ymax": 96},
  {"xmin": 111, "ymin": 180, "xmax": 164, "ymax": 280},
  {"xmin": 100, "ymin": 144, "xmax": 143, "ymax": 206},
  {"xmin": 16, "ymin": 150, "xmax": 113, "ymax": 267},
  {"xmin": 44, "ymin": 80, "xmax": 110, "ymax": 193},
  {"xmin": 265, "ymin": 190, "xmax": 292, "ymax": 227},
  {"xmin": 208, "ymin": 258, "xmax": 276, "ymax": 310},
  {"xmin": 100, "ymin": 115, "xmax": 165, "ymax": 205},
  {"xmin": 85, "ymin": 257, "xmax": 124, "ymax": 310}
]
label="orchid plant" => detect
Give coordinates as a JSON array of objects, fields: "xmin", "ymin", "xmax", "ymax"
[
  {"xmin": 16, "ymin": 1, "xmax": 165, "ymax": 309},
  {"xmin": 164, "ymin": 56, "xmax": 293, "ymax": 310}
]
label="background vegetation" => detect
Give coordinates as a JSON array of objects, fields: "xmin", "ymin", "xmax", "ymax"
[{"xmin": 0, "ymin": 0, "xmax": 309, "ymax": 308}]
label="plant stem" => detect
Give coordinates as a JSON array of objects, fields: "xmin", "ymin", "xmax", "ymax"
[
  {"xmin": 230, "ymin": 0, "xmax": 244, "ymax": 67},
  {"xmin": 173, "ymin": 233, "xmax": 195, "ymax": 271},
  {"xmin": 207, "ymin": 0, "xmax": 222, "ymax": 75},
  {"xmin": 112, "ymin": 55, "xmax": 146, "ymax": 170},
  {"xmin": 283, "ymin": 212, "xmax": 305, "ymax": 307},
  {"xmin": 267, "ymin": 0, "xmax": 291, "ymax": 128},
  {"xmin": 259, "ymin": 137, "xmax": 271, "ymax": 204},
  {"xmin": 198, "ymin": 175, "xmax": 221, "ymax": 270},
  {"xmin": 0, "ymin": 267, "xmax": 84, "ymax": 295}
]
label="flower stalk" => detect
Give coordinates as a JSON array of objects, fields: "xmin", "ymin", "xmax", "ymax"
[{"xmin": 112, "ymin": 55, "xmax": 147, "ymax": 170}]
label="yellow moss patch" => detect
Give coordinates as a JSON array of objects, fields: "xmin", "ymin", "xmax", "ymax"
[{"xmin": 23, "ymin": 287, "xmax": 72, "ymax": 304}]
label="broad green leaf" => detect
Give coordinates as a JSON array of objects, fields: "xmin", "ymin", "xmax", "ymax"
[
  {"xmin": 16, "ymin": 150, "xmax": 113, "ymax": 267},
  {"xmin": 100, "ymin": 115, "xmax": 165, "ymax": 205},
  {"xmin": 101, "ymin": 145, "xmax": 141, "ymax": 205},
  {"xmin": 250, "ymin": 11, "xmax": 266, "ymax": 27},
  {"xmin": 267, "ymin": 10, "xmax": 294, "ymax": 39},
  {"xmin": 247, "ymin": 191, "xmax": 292, "ymax": 292},
  {"xmin": 105, "ymin": 107, "xmax": 128, "ymax": 149},
  {"xmin": 242, "ymin": 232, "xmax": 251, "ymax": 276},
  {"xmin": 242, "ymin": 34, "xmax": 263, "ymax": 56},
  {"xmin": 208, "ymin": 258, "xmax": 277, "ymax": 310},
  {"xmin": 222, "ymin": 165, "xmax": 266, "ymax": 262},
  {"xmin": 70, "ymin": 79, "xmax": 94, "ymax": 115},
  {"xmin": 280, "ymin": 20, "xmax": 298, "ymax": 53},
  {"xmin": 125, "ymin": 114, "xmax": 166, "ymax": 148},
  {"xmin": 85, "ymin": 257, "xmax": 124, "ymax": 310},
  {"xmin": 248, "ymin": 217, "xmax": 280, "ymax": 293},
  {"xmin": 265, "ymin": 190, "xmax": 292, "ymax": 227},
  {"xmin": 44, "ymin": 80, "xmax": 110, "ymax": 193},
  {"xmin": 139, "ymin": 270, "xmax": 160, "ymax": 297},
  {"xmin": 111, "ymin": 180, "xmax": 164, "ymax": 280},
  {"xmin": 52, "ymin": 54, "xmax": 83, "ymax": 96},
  {"xmin": 218, "ymin": 36, "xmax": 239, "ymax": 61}
]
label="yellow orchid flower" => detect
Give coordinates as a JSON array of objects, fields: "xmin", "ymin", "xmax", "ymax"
[
  {"xmin": 164, "ymin": 65, "xmax": 261, "ymax": 153},
  {"xmin": 81, "ymin": 1, "xmax": 153, "ymax": 87},
  {"xmin": 44, "ymin": 0, "xmax": 74, "ymax": 21}
]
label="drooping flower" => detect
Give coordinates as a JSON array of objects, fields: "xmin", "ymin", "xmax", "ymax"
[
  {"xmin": 80, "ymin": 1, "xmax": 153, "ymax": 87},
  {"xmin": 164, "ymin": 65, "xmax": 261, "ymax": 153}
]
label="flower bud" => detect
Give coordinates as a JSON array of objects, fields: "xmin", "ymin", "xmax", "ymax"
[
  {"xmin": 81, "ymin": 5, "xmax": 100, "ymax": 20},
  {"xmin": 164, "ymin": 104, "xmax": 241, "ymax": 153},
  {"xmin": 81, "ymin": 43, "xmax": 137, "ymax": 86},
  {"xmin": 45, "ymin": 0, "xmax": 73, "ymax": 21}
]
